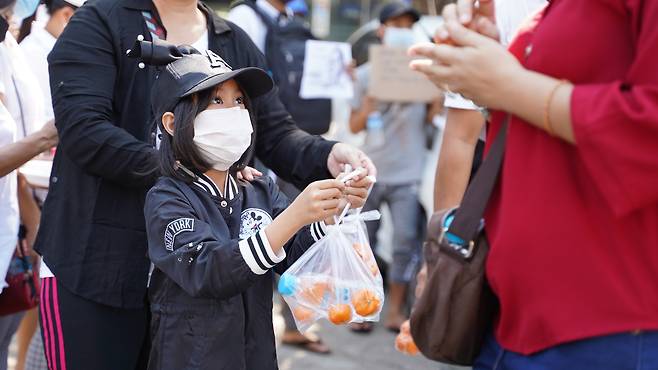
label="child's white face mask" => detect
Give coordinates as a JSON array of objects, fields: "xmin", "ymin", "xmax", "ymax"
[{"xmin": 193, "ymin": 107, "xmax": 253, "ymax": 171}]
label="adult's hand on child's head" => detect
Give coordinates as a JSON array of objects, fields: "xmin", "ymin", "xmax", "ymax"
[
  {"xmin": 327, "ymin": 143, "xmax": 377, "ymax": 179},
  {"xmin": 236, "ymin": 166, "xmax": 263, "ymax": 181},
  {"xmin": 294, "ymin": 179, "xmax": 346, "ymax": 226}
]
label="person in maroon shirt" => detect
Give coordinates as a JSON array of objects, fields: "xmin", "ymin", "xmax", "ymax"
[{"xmin": 409, "ymin": 0, "xmax": 658, "ymax": 368}]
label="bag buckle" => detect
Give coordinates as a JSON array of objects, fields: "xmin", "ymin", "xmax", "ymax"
[{"xmin": 439, "ymin": 228, "xmax": 476, "ymax": 259}]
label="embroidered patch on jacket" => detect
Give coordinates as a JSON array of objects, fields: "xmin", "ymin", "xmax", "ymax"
[
  {"xmin": 164, "ymin": 218, "xmax": 195, "ymax": 251},
  {"xmin": 239, "ymin": 208, "xmax": 273, "ymax": 239}
]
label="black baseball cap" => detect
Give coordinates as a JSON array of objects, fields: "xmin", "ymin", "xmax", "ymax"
[
  {"xmin": 379, "ymin": 1, "xmax": 421, "ymax": 24},
  {"xmin": 131, "ymin": 39, "xmax": 273, "ymax": 115}
]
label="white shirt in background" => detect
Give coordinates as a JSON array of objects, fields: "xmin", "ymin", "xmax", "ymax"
[
  {"xmin": 444, "ymin": 0, "xmax": 547, "ymax": 113},
  {"xmin": 0, "ymin": 102, "xmax": 19, "ymax": 293},
  {"xmin": 20, "ymin": 26, "xmax": 57, "ymax": 121},
  {"xmin": 227, "ymin": 0, "xmax": 294, "ymax": 53},
  {"xmin": 0, "ymin": 32, "xmax": 45, "ymax": 137}
]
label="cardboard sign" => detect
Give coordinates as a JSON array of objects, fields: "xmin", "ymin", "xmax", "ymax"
[{"xmin": 368, "ymin": 45, "xmax": 441, "ymax": 102}]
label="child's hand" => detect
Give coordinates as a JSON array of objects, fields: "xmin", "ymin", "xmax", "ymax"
[{"xmin": 292, "ymin": 179, "xmax": 346, "ymax": 226}]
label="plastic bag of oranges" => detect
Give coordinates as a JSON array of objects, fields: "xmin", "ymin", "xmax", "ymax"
[{"xmin": 278, "ymin": 208, "xmax": 384, "ymax": 332}]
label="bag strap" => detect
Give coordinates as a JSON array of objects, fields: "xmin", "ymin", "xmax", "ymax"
[
  {"xmin": 447, "ymin": 116, "xmax": 510, "ymax": 243},
  {"xmin": 233, "ymin": 0, "xmax": 279, "ymax": 30}
]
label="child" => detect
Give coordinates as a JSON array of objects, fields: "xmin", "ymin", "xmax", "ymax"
[{"xmin": 141, "ymin": 46, "xmax": 370, "ymax": 369}]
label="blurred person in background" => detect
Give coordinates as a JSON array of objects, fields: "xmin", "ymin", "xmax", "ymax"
[
  {"xmin": 411, "ymin": 0, "xmax": 658, "ymax": 368},
  {"xmin": 349, "ymin": 1, "xmax": 428, "ymax": 333},
  {"xmin": 18, "ymin": 2, "xmax": 84, "ymax": 368},
  {"xmin": 0, "ymin": 2, "xmax": 57, "ymax": 369},
  {"xmin": 228, "ymin": 0, "xmax": 293, "ymax": 54},
  {"xmin": 286, "ymin": 0, "xmax": 306, "ymax": 17},
  {"xmin": 21, "ymin": 0, "xmax": 85, "ymax": 122}
]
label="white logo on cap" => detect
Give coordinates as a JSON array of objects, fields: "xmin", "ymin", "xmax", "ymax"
[{"xmin": 205, "ymin": 50, "xmax": 232, "ymax": 72}]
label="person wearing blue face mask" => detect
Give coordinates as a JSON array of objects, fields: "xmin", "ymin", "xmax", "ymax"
[
  {"xmin": 11, "ymin": 0, "xmax": 39, "ymax": 26},
  {"xmin": 348, "ymin": 1, "xmax": 434, "ymax": 333}
]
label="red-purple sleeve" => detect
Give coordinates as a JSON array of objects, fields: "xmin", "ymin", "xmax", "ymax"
[{"xmin": 570, "ymin": 1, "xmax": 658, "ymax": 217}]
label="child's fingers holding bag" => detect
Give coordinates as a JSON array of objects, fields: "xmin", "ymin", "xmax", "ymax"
[
  {"xmin": 345, "ymin": 187, "xmax": 368, "ymax": 208},
  {"xmin": 313, "ymin": 179, "xmax": 346, "ymax": 192},
  {"xmin": 294, "ymin": 180, "xmax": 345, "ymax": 224},
  {"xmin": 343, "ymin": 175, "xmax": 373, "ymax": 209}
]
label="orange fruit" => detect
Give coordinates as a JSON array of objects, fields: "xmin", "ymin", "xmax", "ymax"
[
  {"xmin": 394, "ymin": 333, "xmax": 407, "ymax": 352},
  {"xmin": 351, "ymin": 289, "xmax": 381, "ymax": 317},
  {"xmin": 353, "ymin": 243, "xmax": 365, "ymax": 260},
  {"xmin": 405, "ymin": 338, "xmax": 419, "ymax": 355},
  {"xmin": 395, "ymin": 333, "xmax": 419, "ymax": 356},
  {"xmin": 369, "ymin": 262, "xmax": 380, "ymax": 277},
  {"xmin": 292, "ymin": 306, "xmax": 314, "ymax": 322},
  {"xmin": 354, "ymin": 242, "xmax": 375, "ymax": 263},
  {"xmin": 299, "ymin": 281, "xmax": 331, "ymax": 305},
  {"xmin": 327, "ymin": 304, "xmax": 352, "ymax": 325}
]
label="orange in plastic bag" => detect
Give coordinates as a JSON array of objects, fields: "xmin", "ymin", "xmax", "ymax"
[
  {"xmin": 328, "ymin": 304, "xmax": 352, "ymax": 325},
  {"xmin": 352, "ymin": 289, "xmax": 381, "ymax": 317},
  {"xmin": 298, "ymin": 281, "xmax": 332, "ymax": 306},
  {"xmin": 292, "ymin": 306, "xmax": 315, "ymax": 323}
]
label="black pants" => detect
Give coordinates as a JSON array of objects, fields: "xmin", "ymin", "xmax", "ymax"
[{"xmin": 39, "ymin": 277, "xmax": 149, "ymax": 370}]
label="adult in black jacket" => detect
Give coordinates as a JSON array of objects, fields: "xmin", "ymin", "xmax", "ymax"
[{"xmin": 32, "ymin": 0, "xmax": 375, "ymax": 368}]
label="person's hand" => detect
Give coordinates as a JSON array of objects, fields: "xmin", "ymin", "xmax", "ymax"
[
  {"xmin": 337, "ymin": 169, "xmax": 373, "ymax": 209},
  {"xmin": 39, "ymin": 120, "xmax": 59, "ymax": 149},
  {"xmin": 415, "ymin": 263, "xmax": 428, "ymax": 298},
  {"xmin": 362, "ymin": 96, "xmax": 377, "ymax": 115},
  {"xmin": 327, "ymin": 143, "xmax": 377, "ymax": 180},
  {"xmin": 236, "ymin": 166, "xmax": 263, "ymax": 181},
  {"xmin": 290, "ymin": 179, "xmax": 346, "ymax": 226},
  {"xmin": 408, "ymin": 21, "xmax": 524, "ymax": 109},
  {"xmin": 434, "ymin": 0, "xmax": 499, "ymax": 44}
]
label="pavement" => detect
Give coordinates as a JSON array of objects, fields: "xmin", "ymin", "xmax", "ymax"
[
  {"xmin": 9, "ymin": 302, "xmax": 468, "ymax": 370},
  {"xmin": 274, "ymin": 301, "xmax": 468, "ymax": 370}
]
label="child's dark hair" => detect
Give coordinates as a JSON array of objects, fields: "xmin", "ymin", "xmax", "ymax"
[
  {"xmin": 158, "ymin": 86, "xmax": 254, "ymax": 182},
  {"xmin": 45, "ymin": 0, "xmax": 76, "ymax": 15}
]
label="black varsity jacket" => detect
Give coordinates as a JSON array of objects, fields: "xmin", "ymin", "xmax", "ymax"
[{"xmin": 144, "ymin": 173, "xmax": 327, "ymax": 370}]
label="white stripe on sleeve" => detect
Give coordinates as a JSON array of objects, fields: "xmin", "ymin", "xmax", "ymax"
[
  {"xmin": 238, "ymin": 230, "xmax": 286, "ymax": 275},
  {"xmin": 238, "ymin": 238, "xmax": 268, "ymax": 275},
  {"xmin": 256, "ymin": 229, "xmax": 286, "ymax": 264},
  {"xmin": 310, "ymin": 221, "xmax": 328, "ymax": 242}
]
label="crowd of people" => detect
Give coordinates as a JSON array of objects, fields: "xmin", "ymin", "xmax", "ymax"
[{"xmin": 0, "ymin": 0, "xmax": 657, "ymax": 369}]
